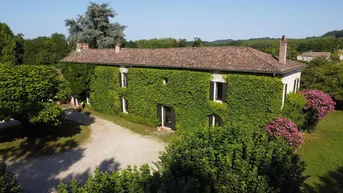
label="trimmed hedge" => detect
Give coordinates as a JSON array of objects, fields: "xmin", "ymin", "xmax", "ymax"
[
  {"xmin": 226, "ymin": 74, "xmax": 283, "ymax": 127},
  {"xmin": 282, "ymin": 93, "xmax": 307, "ymax": 129},
  {"xmin": 90, "ymin": 66, "xmax": 284, "ymax": 130}
]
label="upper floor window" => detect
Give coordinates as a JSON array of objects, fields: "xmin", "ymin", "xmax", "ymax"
[
  {"xmin": 120, "ymin": 72, "xmax": 128, "ymax": 88},
  {"xmin": 210, "ymin": 81, "xmax": 227, "ymax": 102}
]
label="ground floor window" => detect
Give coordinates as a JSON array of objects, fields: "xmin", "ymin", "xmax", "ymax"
[
  {"xmin": 157, "ymin": 105, "xmax": 176, "ymax": 130},
  {"xmin": 208, "ymin": 115, "xmax": 222, "ymax": 127},
  {"xmin": 120, "ymin": 97, "xmax": 128, "ymax": 114}
]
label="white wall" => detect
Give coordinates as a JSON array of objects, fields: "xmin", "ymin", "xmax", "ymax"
[
  {"xmin": 211, "ymin": 72, "xmax": 226, "ymax": 82},
  {"xmin": 281, "ymin": 71, "xmax": 301, "ymax": 106},
  {"xmin": 297, "ymin": 56, "xmax": 315, "ymax": 62}
]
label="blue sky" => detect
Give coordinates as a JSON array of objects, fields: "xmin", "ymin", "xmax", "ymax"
[{"xmin": 1, "ymin": 0, "xmax": 342, "ymax": 41}]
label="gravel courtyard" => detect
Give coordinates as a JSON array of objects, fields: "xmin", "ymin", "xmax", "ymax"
[{"xmin": 7, "ymin": 111, "xmax": 166, "ymax": 193}]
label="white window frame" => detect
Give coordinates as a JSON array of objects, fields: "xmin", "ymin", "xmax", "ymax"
[
  {"xmin": 282, "ymin": 83, "xmax": 288, "ymax": 106},
  {"xmin": 121, "ymin": 72, "xmax": 128, "ymax": 88},
  {"xmin": 161, "ymin": 106, "xmax": 171, "ymax": 129},
  {"xmin": 211, "ymin": 72, "xmax": 226, "ymax": 103},
  {"xmin": 121, "ymin": 97, "xmax": 128, "ymax": 114}
]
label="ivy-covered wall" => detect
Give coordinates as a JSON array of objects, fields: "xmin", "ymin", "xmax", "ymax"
[{"xmin": 90, "ymin": 66, "xmax": 284, "ymax": 130}]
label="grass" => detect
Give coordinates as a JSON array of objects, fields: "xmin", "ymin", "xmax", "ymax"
[
  {"xmin": 0, "ymin": 119, "xmax": 91, "ymax": 161},
  {"xmin": 298, "ymin": 110, "xmax": 343, "ymax": 193}
]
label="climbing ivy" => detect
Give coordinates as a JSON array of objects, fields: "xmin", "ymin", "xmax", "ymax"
[{"xmin": 89, "ymin": 66, "xmax": 284, "ymax": 130}]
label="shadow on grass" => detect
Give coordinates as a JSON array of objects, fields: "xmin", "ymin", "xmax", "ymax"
[
  {"xmin": 0, "ymin": 110, "xmax": 94, "ymax": 161},
  {"xmin": 305, "ymin": 167, "xmax": 343, "ymax": 193}
]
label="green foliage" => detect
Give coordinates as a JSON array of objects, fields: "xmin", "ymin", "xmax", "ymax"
[
  {"xmin": 0, "ymin": 23, "xmax": 16, "ymax": 64},
  {"xmin": 0, "ymin": 162, "xmax": 22, "ymax": 193},
  {"xmin": 89, "ymin": 66, "xmax": 283, "ymax": 130},
  {"xmin": 192, "ymin": 37, "xmax": 202, "ymax": 47},
  {"xmin": 0, "ymin": 64, "xmax": 66, "ymax": 126},
  {"xmin": 135, "ymin": 38, "xmax": 179, "ymax": 48},
  {"xmin": 58, "ymin": 165, "xmax": 159, "ymax": 193},
  {"xmin": 90, "ymin": 66, "xmax": 120, "ymax": 115},
  {"xmin": 65, "ymin": 2, "xmax": 126, "ymax": 48},
  {"xmin": 158, "ymin": 126, "xmax": 307, "ymax": 193},
  {"xmin": 59, "ymin": 63, "xmax": 95, "ymax": 99},
  {"xmin": 55, "ymin": 78, "xmax": 72, "ymax": 103},
  {"xmin": 282, "ymin": 93, "xmax": 307, "ymax": 129},
  {"xmin": 14, "ymin": 34, "xmax": 24, "ymax": 65},
  {"xmin": 301, "ymin": 60, "xmax": 343, "ymax": 108},
  {"xmin": 23, "ymin": 33, "xmax": 69, "ymax": 65},
  {"xmin": 28, "ymin": 103, "xmax": 63, "ymax": 126},
  {"xmin": 226, "ymin": 74, "xmax": 283, "ymax": 127}
]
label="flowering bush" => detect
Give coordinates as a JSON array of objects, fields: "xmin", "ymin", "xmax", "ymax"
[
  {"xmin": 265, "ymin": 117, "xmax": 304, "ymax": 149},
  {"xmin": 300, "ymin": 90, "xmax": 336, "ymax": 119}
]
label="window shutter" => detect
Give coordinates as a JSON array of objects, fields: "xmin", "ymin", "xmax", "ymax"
[
  {"xmin": 125, "ymin": 99, "xmax": 128, "ymax": 113},
  {"xmin": 119, "ymin": 73, "xmax": 122, "ymax": 87},
  {"xmin": 293, "ymin": 79, "xmax": 297, "ymax": 92},
  {"xmin": 222, "ymin": 83, "xmax": 228, "ymax": 102},
  {"xmin": 170, "ymin": 107, "xmax": 176, "ymax": 130},
  {"xmin": 120, "ymin": 97, "xmax": 123, "ymax": 112},
  {"xmin": 125, "ymin": 73, "xmax": 128, "ymax": 88},
  {"xmin": 210, "ymin": 81, "xmax": 214, "ymax": 100},
  {"xmin": 296, "ymin": 79, "xmax": 300, "ymax": 92},
  {"xmin": 216, "ymin": 116, "xmax": 222, "ymax": 126},
  {"xmin": 208, "ymin": 116, "xmax": 213, "ymax": 127},
  {"xmin": 156, "ymin": 105, "xmax": 162, "ymax": 123}
]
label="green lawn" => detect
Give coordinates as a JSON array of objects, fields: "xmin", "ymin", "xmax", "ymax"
[
  {"xmin": 298, "ymin": 110, "xmax": 343, "ymax": 193},
  {"xmin": 0, "ymin": 119, "xmax": 91, "ymax": 161}
]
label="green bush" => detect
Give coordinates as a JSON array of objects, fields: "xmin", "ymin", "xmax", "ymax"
[
  {"xmin": 58, "ymin": 165, "xmax": 160, "ymax": 193},
  {"xmin": 59, "ymin": 63, "xmax": 95, "ymax": 99},
  {"xmin": 89, "ymin": 66, "xmax": 284, "ymax": 130},
  {"xmin": 282, "ymin": 93, "xmax": 307, "ymax": 129},
  {"xmin": 0, "ymin": 162, "xmax": 22, "ymax": 193},
  {"xmin": 158, "ymin": 126, "xmax": 307, "ymax": 193}
]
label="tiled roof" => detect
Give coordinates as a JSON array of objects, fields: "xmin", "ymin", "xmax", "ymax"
[
  {"xmin": 60, "ymin": 46, "xmax": 304, "ymax": 74},
  {"xmin": 299, "ymin": 52, "xmax": 331, "ymax": 58}
]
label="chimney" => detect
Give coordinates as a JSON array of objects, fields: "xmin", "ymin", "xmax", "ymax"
[
  {"xmin": 115, "ymin": 42, "xmax": 121, "ymax": 53},
  {"xmin": 279, "ymin": 35, "xmax": 288, "ymax": 64},
  {"xmin": 76, "ymin": 42, "xmax": 89, "ymax": 52}
]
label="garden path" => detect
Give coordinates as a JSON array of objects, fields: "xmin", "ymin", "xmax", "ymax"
[{"xmin": 7, "ymin": 111, "xmax": 166, "ymax": 193}]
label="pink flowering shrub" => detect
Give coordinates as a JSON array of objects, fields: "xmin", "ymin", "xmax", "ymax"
[
  {"xmin": 265, "ymin": 117, "xmax": 304, "ymax": 149},
  {"xmin": 300, "ymin": 90, "xmax": 336, "ymax": 119}
]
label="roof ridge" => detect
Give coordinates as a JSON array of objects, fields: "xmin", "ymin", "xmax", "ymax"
[{"xmin": 247, "ymin": 47, "xmax": 281, "ymax": 73}]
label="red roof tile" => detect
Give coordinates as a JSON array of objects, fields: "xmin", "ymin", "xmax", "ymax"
[{"xmin": 60, "ymin": 46, "xmax": 304, "ymax": 74}]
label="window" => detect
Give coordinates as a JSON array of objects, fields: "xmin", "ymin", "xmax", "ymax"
[
  {"xmin": 120, "ymin": 97, "xmax": 128, "ymax": 113},
  {"xmin": 283, "ymin": 83, "xmax": 288, "ymax": 105},
  {"xmin": 157, "ymin": 105, "xmax": 176, "ymax": 130},
  {"xmin": 210, "ymin": 81, "xmax": 227, "ymax": 102},
  {"xmin": 163, "ymin": 78, "xmax": 168, "ymax": 85},
  {"xmin": 208, "ymin": 115, "xmax": 222, "ymax": 127},
  {"xmin": 293, "ymin": 78, "xmax": 300, "ymax": 93},
  {"xmin": 120, "ymin": 72, "xmax": 128, "ymax": 88}
]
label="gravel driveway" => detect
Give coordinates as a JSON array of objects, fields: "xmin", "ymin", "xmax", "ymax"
[{"xmin": 7, "ymin": 111, "xmax": 166, "ymax": 193}]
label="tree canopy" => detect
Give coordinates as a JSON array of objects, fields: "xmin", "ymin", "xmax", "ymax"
[
  {"xmin": 23, "ymin": 33, "xmax": 69, "ymax": 65},
  {"xmin": 0, "ymin": 63, "xmax": 69, "ymax": 126},
  {"xmin": 0, "ymin": 23, "xmax": 16, "ymax": 64},
  {"xmin": 65, "ymin": 2, "xmax": 126, "ymax": 48}
]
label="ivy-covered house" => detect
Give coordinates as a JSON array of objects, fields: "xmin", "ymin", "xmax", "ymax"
[{"xmin": 60, "ymin": 36, "xmax": 304, "ymax": 131}]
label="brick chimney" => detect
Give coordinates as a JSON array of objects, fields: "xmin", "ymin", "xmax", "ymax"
[
  {"xmin": 115, "ymin": 42, "xmax": 121, "ymax": 53},
  {"xmin": 279, "ymin": 35, "xmax": 287, "ymax": 64},
  {"xmin": 76, "ymin": 42, "xmax": 89, "ymax": 52}
]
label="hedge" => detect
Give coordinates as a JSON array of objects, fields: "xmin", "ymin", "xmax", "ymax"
[
  {"xmin": 282, "ymin": 93, "xmax": 307, "ymax": 129},
  {"xmin": 89, "ymin": 66, "xmax": 284, "ymax": 130}
]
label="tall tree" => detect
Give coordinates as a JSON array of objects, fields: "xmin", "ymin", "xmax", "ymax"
[
  {"xmin": 192, "ymin": 37, "xmax": 202, "ymax": 47},
  {"xmin": 65, "ymin": 2, "xmax": 126, "ymax": 48},
  {"xmin": 14, "ymin": 33, "xmax": 24, "ymax": 65},
  {"xmin": 0, "ymin": 23, "xmax": 16, "ymax": 64}
]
